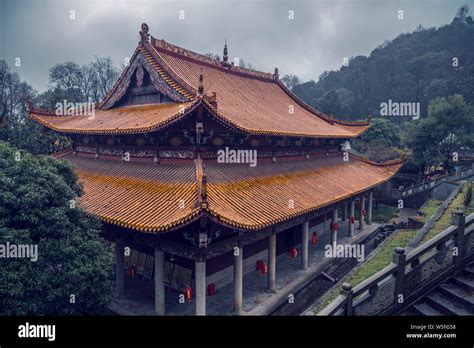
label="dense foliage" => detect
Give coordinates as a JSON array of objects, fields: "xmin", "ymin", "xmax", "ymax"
[{"xmin": 0, "ymin": 142, "xmax": 114, "ymax": 314}]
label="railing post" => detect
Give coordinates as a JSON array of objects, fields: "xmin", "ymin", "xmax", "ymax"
[
  {"xmin": 393, "ymin": 247, "xmax": 406, "ymax": 311},
  {"xmin": 453, "ymin": 209, "xmax": 466, "ymax": 271},
  {"xmin": 341, "ymin": 283, "xmax": 353, "ymax": 316}
]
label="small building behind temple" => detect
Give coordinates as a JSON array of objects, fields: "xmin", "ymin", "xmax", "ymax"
[{"xmin": 29, "ymin": 23, "xmax": 403, "ymax": 315}]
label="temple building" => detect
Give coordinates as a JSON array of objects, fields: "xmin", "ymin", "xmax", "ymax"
[{"xmin": 29, "ymin": 23, "xmax": 403, "ymax": 315}]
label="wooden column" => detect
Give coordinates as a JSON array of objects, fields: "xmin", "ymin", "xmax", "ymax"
[
  {"xmin": 233, "ymin": 247, "xmax": 243, "ymax": 315},
  {"xmin": 115, "ymin": 239, "xmax": 125, "ymax": 299},
  {"xmin": 195, "ymin": 260, "xmax": 206, "ymax": 316},
  {"xmin": 348, "ymin": 200, "xmax": 355, "ymax": 237},
  {"xmin": 301, "ymin": 221, "xmax": 309, "ymax": 271},
  {"xmin": 154, "ymin": 249, "xmax": 165, "ymax": 315},
  {"xmin": 331, "ymin": 208, "xmax": 338, "ymax": 244},
  {"xmin": 367, "ymin": 191, "xmax": 373, "ymax": 225},
  {"xmin": 267, "ymin": 234, "xmax": 276, "ymax": 293},
  {"xmin": 359, "ymin": 195, "xmax": 365, "ymax": 231}
]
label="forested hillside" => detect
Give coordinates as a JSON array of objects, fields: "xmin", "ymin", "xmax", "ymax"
[{"xmin": 291, "ymin": 7, "xmax": 474, "ymax": 121}]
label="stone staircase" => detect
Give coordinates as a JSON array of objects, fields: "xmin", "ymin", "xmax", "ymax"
[{"xmin": 402, "ymin": 263, "xmax": 474, "ymax": 315}]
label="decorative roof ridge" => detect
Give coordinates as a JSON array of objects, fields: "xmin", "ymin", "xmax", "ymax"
[
  {"xmin": 277, "ymin": 80, "xmax": 371, "ymax": 128},
  {"xmin": 139, "ymin": 40, "xmax": 197, "ymax": 98},
  {"xmin": 195, "ymin": 152, "xmax": 209, "ymax": 211},
  {"xmin": 350, "ymin": 153, "xmax": 405, "ymax": 167},
  {"xmin": 97, "ymin": 46, "xmax": 142, "ymax": 109},
  {"xmin": 150, "ymin": 35, "xmax": 276, "ymax": 82}
]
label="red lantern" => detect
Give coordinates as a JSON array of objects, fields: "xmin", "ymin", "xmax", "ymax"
[
  {"xmin": 350, "ymin": 216, "xmax": 355, "ymax": 224},
  {"xmin": 127, "ymin": 265, "xmax": 136, "ymax": 278},
  {"xmin": 311, "ymin": 232, "xmax": 318, "ymax": 246},
  {"xmin": 207, "ymin": 283, "xmax": 216, "ymax": 296},
  {"xmin": 362, "ymin": 209, "xmax": 367, "ymax": 216},
  {"xmin": 290, "ymin": 247, "xmax": 298, "ymax": 259},
  {"xmin": 332, "ymin": 222, "xmax": 340, "ymax": 231},
  {"xmin": 256, "ymin": 259, "xmax": 264, "ymax": 271},
  {"xmin": 185, "ymin": 287, "xmax": 193, "ymax": 301},
  {"xmin": 260, "ymin": 262, "xmax": 268, "ymax": 274}
]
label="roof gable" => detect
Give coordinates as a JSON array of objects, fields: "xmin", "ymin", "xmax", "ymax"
[{"xmin": 99, "ymin": 47, "xmax": 192, "ymax": 109}]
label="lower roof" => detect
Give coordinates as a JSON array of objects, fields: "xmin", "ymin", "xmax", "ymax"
[{"xmin": 59, "ymin": 152, "xmax": 402, "ymax": 233}]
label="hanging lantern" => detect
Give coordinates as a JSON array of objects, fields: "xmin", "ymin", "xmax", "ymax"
[
  {"xmin": 350, "ymin": 216, "xmax": 355, "ymax": 224},
  {"xmin": 207, "ymin": 283, "xmax": 216, "ymax": 296},
  {"xmin": 332, "ymin": 222, "xmax": 340, "ymax": 231},
  {"xmin": 185, "ymin": 287, "xmax": 193, "ymax": 301},
  {"xmin": 311, "ymin": 232, "xmax": 318, "ymax": 246},
  {"xmin": 260, "ymin": 262, "xmax": 268, "ymax": 275},
  {"xmin": 362, "ymin": 209, "xmax": 367, "ymax": 217},
  {"xmin": 290, "ymin": 247, "xmax": 298, "ymax": 259},
  {"xmin": 127, "ymin": 265, "xmax": 136, "ymax": 278},
  {"xmin": 256, "ymin": 259, "xmax": 264, "ymax": 271}
]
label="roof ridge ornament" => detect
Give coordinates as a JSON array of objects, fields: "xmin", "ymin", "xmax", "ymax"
[
  {"xmin": 223, "ymin": 39, "xmax": 228, "ymax": 63},
  {"xmin": 140, "ymin": 23, "xmax": 150, "ymax": 42},
  {"xmin": 221, "ymin": 39, "xmax": 232, "ymax": 68},
  {"xmin": 273, "ymin": 67, "xmax": 279, "ymax": 80},
  {"xmin": 198, "ymin": 69, "xmax": 204, "ymax": 96}
]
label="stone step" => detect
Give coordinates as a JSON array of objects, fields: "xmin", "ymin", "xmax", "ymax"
[
  {"xmin": 451, "ymin": 275, "xmax": 474, "ymax": 294},
  {"xmin": 411, "ymin": 302, "xmax": 443, "ymax": 316},
  {"xmin": 438, "ymin": 282, "xmax": 474, "ymax": 310},
  {"xmin": 425, "ymin": 291, "xmax": 473, "ymax": 315}
]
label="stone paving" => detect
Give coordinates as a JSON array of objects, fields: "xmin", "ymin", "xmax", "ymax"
[{"xmin": 110, "ymin": 219, "xmax": 381, "ymax": 316}]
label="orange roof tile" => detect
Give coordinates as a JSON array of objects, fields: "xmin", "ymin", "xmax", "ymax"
[
  {"xmin": 30, "ymin": 34, "xmax": 369, "ymax": 138},
  {"xmin": 62, "ymin": 153, "xmax": 402, "ymax": 233},
  {"xmin": 65, "ymin": 155, "xmax": 199, "ymax": 232},
  {"xmin": 205, "ymin": 155, "xmax": 403, "ymax": 229},
  {"xmin": 149, "ymin": 37, "xmax": 369, "ymax": 138},
  {"xmin": 30, "ymin": 101, "xmax": 197, "ymax": 134}
]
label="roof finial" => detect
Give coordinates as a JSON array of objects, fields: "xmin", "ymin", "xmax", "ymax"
[
  {"xmin": 273, "ymin": 67, "xmax": 279, "ymax": 80},
  {"xmin": 140, "ymin": 23, "xmax": 150, "ymax": 42},
  {"xmin": 223, "ymin": 38, "xmax": 228, "ymax": 63},
  {"xmin": 198, "ymin": 69, "xmax": 204, "ymax": 96}
]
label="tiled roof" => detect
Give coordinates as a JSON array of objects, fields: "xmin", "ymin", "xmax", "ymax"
[
  {"xmin": 205, "ymin": 155, "xmax": 402, "ymax": 229},
  {"xmin": 29, "ymin": 102, "xmax": 197, "ymax": 134},
  {"xmin": 62, "ymin": 153, "xmax": 402, "ymax": 233},
  {"xmin": 30, "ymin": 34, "xmax": 369, "ymax": 138},
  {"xmin": 65, "ymin": 154, "xmax": 200, "ymax": 232},
  {"xmin": 150, "ymin": 38, "xmax": 369, "ymax": 138}
]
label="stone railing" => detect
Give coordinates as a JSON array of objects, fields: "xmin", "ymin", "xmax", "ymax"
[
  {"xmin": 318, "ymin": 211, "xmax": 474, "ymax": 316},
  {"xmin": 390, "ymin": 164, "xmax": 474, "ymax": 199}
]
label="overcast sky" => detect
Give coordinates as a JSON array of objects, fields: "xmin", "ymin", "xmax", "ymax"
[{"xmin": 0, "ymin": 0, "xmax": 470, "ymax": 92}]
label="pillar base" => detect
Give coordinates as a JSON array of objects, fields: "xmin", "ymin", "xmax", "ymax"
[
  {"xmin": 266, "ymin": 288, "xmax": 277, "ymax": 294},
  {"xmin": 232, "ymin": 309, "xmax": 243, "ymax": 316}
]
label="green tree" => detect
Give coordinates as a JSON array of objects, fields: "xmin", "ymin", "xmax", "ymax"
[
  {"xmin": 281, "ymin": 74, "xmax": 301, "ymax": 90},
  {"xmin": 0, "ymin": 142, "xmax": 114, "ymax": 315},
  {"xmin": 358, "ymin": 118, "xmax": 401, "ymax": 147},
  {"xmin": 316, "ymin": 90, "xmax": 343, "ymax": 116},
  {"xmin": 0, "ymin": 60, "xmax": 68, "ymax": 155},
  {"xmin": 405, "ymin": 94, "xmax": 474, "ymax": 171}
]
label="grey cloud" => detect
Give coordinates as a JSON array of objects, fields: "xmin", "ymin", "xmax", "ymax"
[{"xmin": 0, "ymin": 0, "xmax": 467, "ymax": 92}]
